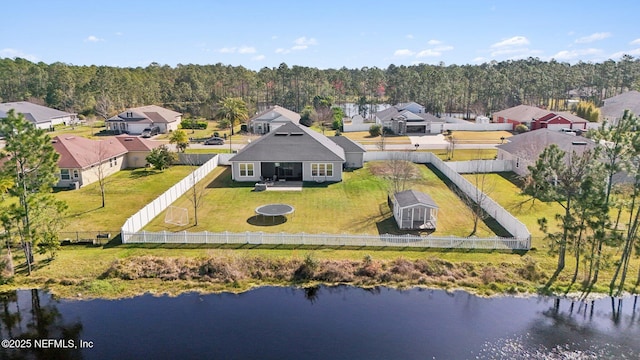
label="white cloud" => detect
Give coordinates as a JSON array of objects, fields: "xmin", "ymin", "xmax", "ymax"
[
  {"xmin": 630, "ymin": 38, "xmax": 640, "ymax": 45},
  {"xmin": 416, "ymin": 49, "xmax": 440, "ymax": 58},
  {"xmin": 610, "ymin": 48, "xmax": 640, "ymax": 59},
  {"xmin": 406, "ymin": 34, "xmax": 414, "ymax": 39},
  {"xmin": 575, "ymin": 32, "xmax": 611, "ymax": 44},
  {"xmin": 219, "ymin": 46, "xmax": 257, "ymax": 54},
  {"xmin": 292, "ymin": 45, "xmax": 308, "ymax": 50},
  {"xmin": 252, "ymin": 55, "xmax": 265, "ymax": 61},
  {"xmin": 0, "ymin": 48, "xmax": 38, "ymax": 61},
  {"xmin": 219, "ymin": 47, "xmax": 236, "ymax": 53},
  {"xmin": 294, "ymin": 37, "xmax": 317, "ymax": 46},
  {"xmin": 394, "ymin": 49, "xmax": 415, "ymax": 57},
  {"xmin": 238, "ymin": 46, "xmax": 256, "ymax": 54},
  {"xmin": 472, "ymin": 56, "xmax": 487, "ymax": 63},
  {"xmin": 85, "ymin": 35, "xmax": 103, "ymax": 42},
  {"xmin": 427, "ymin": 39, "xmax": 441, "ymax": 45},
  {"xmin": 434, "ymin": 45, "xmax": 454, "ymax": 52},
  {"xmin": 275, "ymin": 48, "xmax": 290, "ymax": 54},
  {"xmin": 491, "ymin": 36, "xmax": 529, "ymax": 48},
  {"xmin": 115, "ymin": 32, "xmax": 123, "ymax": 36},
  {"xmin": 551, "ymin": 48, "xmax": 602, "ymax": 60},
  {"xmin": 271, "ymin": 35, "xmax": 278, "ymax": 40}
]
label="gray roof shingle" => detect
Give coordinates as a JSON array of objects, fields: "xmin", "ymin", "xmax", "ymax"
[
  {"xmin": 230, "ymin": 122, "xmax": 345, "ymax": 162},
  {"xmin": 394, "ymin": 190, "xmax": 438, "ymax": 208},
  {"xmin": 0, "ymin": 102, "xmax": 76, "ymax": 124}
]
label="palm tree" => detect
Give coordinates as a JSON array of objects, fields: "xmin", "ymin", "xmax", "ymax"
[{"xmin": 215, "ymin": 97, "xmax": 248, "ymax": 136}]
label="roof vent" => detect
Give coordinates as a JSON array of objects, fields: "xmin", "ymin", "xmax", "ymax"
[
  {"xmin": 290, "ymin": 132, "xmax": 304, "ymax": 136},
  {"xmin": 124, "ymin": 138, "xmax": 134, "ymax": 141},
  {"xmin": 275, "ymin": 132, "xmax": 288, "ymax": 136}
]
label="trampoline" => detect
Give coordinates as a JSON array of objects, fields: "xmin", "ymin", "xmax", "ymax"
[{"xmin": 255, "ymin": 203, "xmax": 295, "ymax": 223}]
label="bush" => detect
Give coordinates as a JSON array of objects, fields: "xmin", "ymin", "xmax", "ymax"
[
  {"xmin": 180, "ymin": 119, "xmax": 208, "ymax": 129},
  {"xmin": 514, "ymin": 124, "xmax": 528, "ymax": 134},
  {"xmin": 332, "ymin": 118, "xmax": 342, "ymax": 131},
  {"xmin": 369, "ymin": 124, "xmax": 381, "ymax": 137}
]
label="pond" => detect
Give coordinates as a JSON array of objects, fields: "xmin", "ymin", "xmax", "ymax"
[{"xmin": 0, "ymin": 286, "xmax": 638, "ymax": 359}]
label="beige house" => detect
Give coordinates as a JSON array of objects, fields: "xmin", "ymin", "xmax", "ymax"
[
  {"xmin": 52, "ymin": 135, "xmax": 160, "ymax": 188},
  {"xmin": 105, "ymin": 105, "xmax": 182, "ymax": 135},
  {"xmin": 248, "ymin": 105, "xmax": 301, "ymax": 134}
]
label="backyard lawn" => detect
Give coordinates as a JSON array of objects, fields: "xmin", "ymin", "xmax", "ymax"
[
  {"xmin": 144, "ymin": 163, "xmax": 495, "ymax": 237},
  {"xmin": 450, "ymin": 130, "xmax": 513, "ymax": 144},
  {"xmin": 54, "ymin": 166, "xmax": 194, "ymax": 232},
  {"xmin": 341, "ymin": 131, "xmax": 411, "ymax": 145}
]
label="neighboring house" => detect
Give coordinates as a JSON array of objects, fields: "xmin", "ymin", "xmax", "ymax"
[
  {"xmin": 391, "ymin": 190, "xmax": 438, "ymax": 230},
  {"xmin": 229, "ymin": 122, "xmax": 347, "ymax": 182},
  {"xmin": 105, "ymin": 105, "xmax": 182, "ymax": 135},
  {"xmin": 492, "ymin": 105, "xmax": 550, "ymax": 130},
  {"xmin": 328, "ymin": 136, "xmax": 366, "ymax": 168},
  {"xmin": 248, "ymin": 105, "xmax": 301, "ymax": 135},
  {"xmin": 531, "ymin": 112, "xmax": 588, "ymax": 131},
  {"xmin": 52, "ymin": 134, "xmax": 159, "ymax": 188},
  {"xmin": 496, "ymin": 129, "xmax": 596, "ymax": 177},
  {"xmin": 600, "ymin": 91, "xmax": 640, "ymax": 124},
  {"xmin": 343, "ymin": 114, "xmax": 375, "ymax": 132},
  {"xmin": 375, "ymin": 103, "xmax": 445, "ymax": 135},
  {"xmin": 0, "ymin": 101, "xmax": 77, "ymax": 129}
]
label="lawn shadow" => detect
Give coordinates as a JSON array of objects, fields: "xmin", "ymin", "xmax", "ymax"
[
  {"xmin": 206, "ymin": 167, "xmax": 254, "ymax": 189},
  {"xmin": 247, "ymin": 215, "xmax": 287, "ymax": 226},
  {"xmin": 65, "ymin": 206, "xmax": 103, "ymax": 218},
  {"xmin": 129, "ymin": 168, "xmax": 162, "ymax": 179},
  {"xmin": 425, "ymin": 163, "xmax": 512, "ymax": 237}
]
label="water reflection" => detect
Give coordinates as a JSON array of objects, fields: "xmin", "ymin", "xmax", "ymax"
[
  {"xmin": 0, "ymin": 290, "xmax": 83, "ymax": 360},
  {"xmin": 0, "ymin": 288, "xmax": 637, "ymax": 359}
]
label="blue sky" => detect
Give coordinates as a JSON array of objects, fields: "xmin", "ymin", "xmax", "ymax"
[{"xmin": 2, "ymin": 0, "xmax": 639, "ymax": 70}]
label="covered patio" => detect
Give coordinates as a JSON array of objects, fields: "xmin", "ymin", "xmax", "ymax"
[{"xmin": 260, "ymin": 162, "xmax": 303, "ymax": 181}]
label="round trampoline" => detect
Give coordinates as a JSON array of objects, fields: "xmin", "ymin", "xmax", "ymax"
[{"xmin": 255, "ymin": 204, "xmax": 295, "ymax": 223}]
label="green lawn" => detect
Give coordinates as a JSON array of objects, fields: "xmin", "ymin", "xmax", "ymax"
[
  {"xmin": 144, "ymin": 163, "xmax": 495, "ymax": 237},
  {"xmin": 450, "ymin": 130, "xmax": 513, "ymax": 144},
  {"xmin": 341, "ymin": 131, "xmax": 411, "ymax": 145},
  {"xmin": 432, "ymin": 149, "xmax": 498, "ymax": 161},
  {"xmin": 54, "ymin": 167, "xmax": 194, "ymax": 232}
]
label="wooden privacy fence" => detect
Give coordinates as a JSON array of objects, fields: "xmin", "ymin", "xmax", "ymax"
[{"xmin": 122, "ymin": 230, "xmax": 531, "ymax": 250}]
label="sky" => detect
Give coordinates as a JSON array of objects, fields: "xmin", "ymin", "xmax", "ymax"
[{"xmin": 2, "ymin": 0, "xmax": 640, "ymax": 70}]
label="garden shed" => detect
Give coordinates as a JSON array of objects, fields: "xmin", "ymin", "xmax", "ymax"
[{"xmin": 391, "ymin": 190, "xmax": 438, "ymax": 230}]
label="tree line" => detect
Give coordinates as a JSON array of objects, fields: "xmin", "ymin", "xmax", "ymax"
[{"xmin": 1, "ymin": 55, "xmax": 639, "ymax": 119}]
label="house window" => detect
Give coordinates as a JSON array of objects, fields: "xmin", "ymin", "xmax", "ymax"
[
  {"xmin": 516, "ymin": 158, "xmax": 520, "ymax": 168},
  {"xmin": 312, "ymin": 163, "xmax": 333, "ymax": 177},
  {"xmin": 73, "ymin": 170, "xmax": 79, "ymax": 178},
  {"xmin": 60, "ymin": 169, "xmax": 70, "ymax": 180},
  {"xmin": 239, "ymin": 163, "xmax": 254, "ymax": 177}
]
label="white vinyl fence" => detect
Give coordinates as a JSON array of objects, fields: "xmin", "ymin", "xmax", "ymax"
[
  {"xmin": 122, "ymin": 230, "xmax": 530, "ymax": 250},
  {"xmin": 363, "ymin": 152, "xmax": 530, "ymax": 240},
  {"xmin": 121, "ymin": 155, "xmax": 219, "ymax": 242},
  {"xmin": 446, "ymin": 160, "xmax": 513, "ymax": 173}
]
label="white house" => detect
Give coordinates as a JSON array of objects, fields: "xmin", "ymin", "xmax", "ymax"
[
  {"xmin": 105, "ymin": 105, "xmax": 181, "ymax": 135},
  {"xmin": 248, "ymin": 105, "xmax": 301, "ymax": 134}
]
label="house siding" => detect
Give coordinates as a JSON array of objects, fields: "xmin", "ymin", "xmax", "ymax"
[
  {"xmin": 231, "ymin": 161, "xmax": 261, "ymax": 182},
  {"xmin": 302, "ymin": 161, "xmax": 342, "ymax": 182}
]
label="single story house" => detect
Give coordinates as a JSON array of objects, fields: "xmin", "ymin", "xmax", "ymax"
[
  {"xmin": 105, "ymin": 105, "xmax": 181, "ymax": 135},
  {"xmin": 248, "ymin": 105, "xmax": 301, "ymax": 134},
  {"xmin": 391, "ymin": 190, "xmax": 438, "ymax": 230},
  {"xmin": 600, "ymin": 91, "xmax": 640, "ymax": 124},
  {"xmin": 229, "ymin": 122, "xmax": 349, "ymax": 182},
  {"xmin": 492, "ymin": 105, "xmax": 551, "ymax": 130},
  {"xmin": 328, "ymin": 136, "xmax": 367, "ymax": 168},
  {"xmin": 0, "ymin": 101, "xmax": 77, "ymax": 129},
  {"xmin": 52, "ymin": 134, "xmax": 160, "ymax": 188},
  {"xmin": 375, "ymin": 103, "xmax": 445, "ymax": 135},
  {"xmin": 531, "ymin": 112, "xmax": 588, "ymax": 131},
  {"xmin": 496, "ymin": 129, "xmax": 596, "ymax": 177}
]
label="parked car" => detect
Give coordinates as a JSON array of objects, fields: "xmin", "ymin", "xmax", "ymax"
[
  {"xmin": 204, "ymin": 136, "xmax": 225, "ymax": 145},
  {"xmin": 141, "ymin": 126, "xmax": 160, "ymax": 138}
]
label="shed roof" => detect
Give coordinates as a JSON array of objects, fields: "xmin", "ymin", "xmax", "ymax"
[{"xmin": 394, "ymin": 190, "xmax": 438, "ymax": 208}]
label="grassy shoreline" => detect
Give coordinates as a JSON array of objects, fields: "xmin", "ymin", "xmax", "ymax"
[{"xmin": 0, "ymin": 243, "xmax": 623, "ymax": 301}]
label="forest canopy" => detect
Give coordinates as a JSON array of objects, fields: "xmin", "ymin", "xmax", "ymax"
[{"xmin": 1, "ymin": 55, "xmax": 639, "ymax": 119}]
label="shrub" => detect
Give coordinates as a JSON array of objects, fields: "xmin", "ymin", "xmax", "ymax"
[
  {"xmin": 369, "ymin": 124, "xmax": 381, "ymax": 137},
  {"xmin": 514, "ymin": 124, "xmax": 528, "ymax": 134},
  {"xmin": 180, "ymin": 119, "xmax": 208, "ymax": 129}
]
